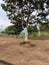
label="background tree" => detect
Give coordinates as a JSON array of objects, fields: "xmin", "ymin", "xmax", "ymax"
[{"xmin": 2, "ymin": 25, "xmax": 15, "ymax": 35}]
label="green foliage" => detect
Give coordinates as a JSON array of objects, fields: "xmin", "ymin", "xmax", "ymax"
[
  {"xmin": 3, "ymin": 26, "xmax": 15, "ymax": 35},
  {"xmin": 40, "ymin": 22, "xmax": 49, "ymax": 32},
  {"xmin": 3, "ymin": 24, "xmax": 23, "ymax": 35},
  {"xmin": 13, "ymin": 20, "xmax": 23, "ymax": 35},
  {"xmin": 28, "ymin": 26, "xmax": 37, "ymax": 34}
]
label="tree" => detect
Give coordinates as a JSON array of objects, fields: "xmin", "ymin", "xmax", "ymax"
[
  {"xmin": 41, "ymin": 21, "xmax": 49, "ymax": 32},
  {"xmin": 2, "ymin": 25, "xmax": 15, "ymax": 35},
  {"xmin": 28, "ymin": 26, "xmax": 37, "ymax": 34},
  {"xmin": 1, "ymin": 0, "xmax": 49, "ymax": 41}
]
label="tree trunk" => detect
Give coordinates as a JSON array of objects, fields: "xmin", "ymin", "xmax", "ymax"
[
  {"xmin": 23, "ymin": 27, "xmax": 28, "ymax": 41},
  {"xmin": 36, "ymin": 24, "xmax": 41, "ymax": 36},
  {"xmin": 38, "ymin": 31, "xmax": 40, "ymax": 36},
  {"xmin": 24, "ymin": 33, "xmax": 28, "ymax": 41}
]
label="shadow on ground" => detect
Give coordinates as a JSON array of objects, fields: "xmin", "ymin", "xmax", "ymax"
[{"xmin": 0, "ymin": 60, "xmax": 14, "ymax": 65}]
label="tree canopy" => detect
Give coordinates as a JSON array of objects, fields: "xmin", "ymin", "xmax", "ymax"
[{"xmin": 1, "ymin": 0, "xmax": 49, "ymax": 34}]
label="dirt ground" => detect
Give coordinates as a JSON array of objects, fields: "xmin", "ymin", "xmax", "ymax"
[{"xmin": 0, "ymin": 37, "xmax": 49, "ymax": 65}]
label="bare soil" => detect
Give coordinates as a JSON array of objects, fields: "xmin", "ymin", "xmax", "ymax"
[{"xmin": 0, "ymin": 37, "xmax": 49, "ymax": 65}]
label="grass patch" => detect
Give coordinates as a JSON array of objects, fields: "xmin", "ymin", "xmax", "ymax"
[
  {"xmin": 0, "ymin": 32, "xmax": 49, "ymax": 39},
  {"xmin": 28, "ymin": 32, "xmax": 49, "ymax": 39}
]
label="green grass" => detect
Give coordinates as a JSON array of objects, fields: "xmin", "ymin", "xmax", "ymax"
[
  {"xmin": 0, "ymin": 32, "xmax": 49, "ymax": 39},
  {"xmin": 28, "ymin": 32, "xmax": 49, "ymax": 39},
  {"xmin": 0, "ymin": 33, "xmax": 16, "ymax": 38}
]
